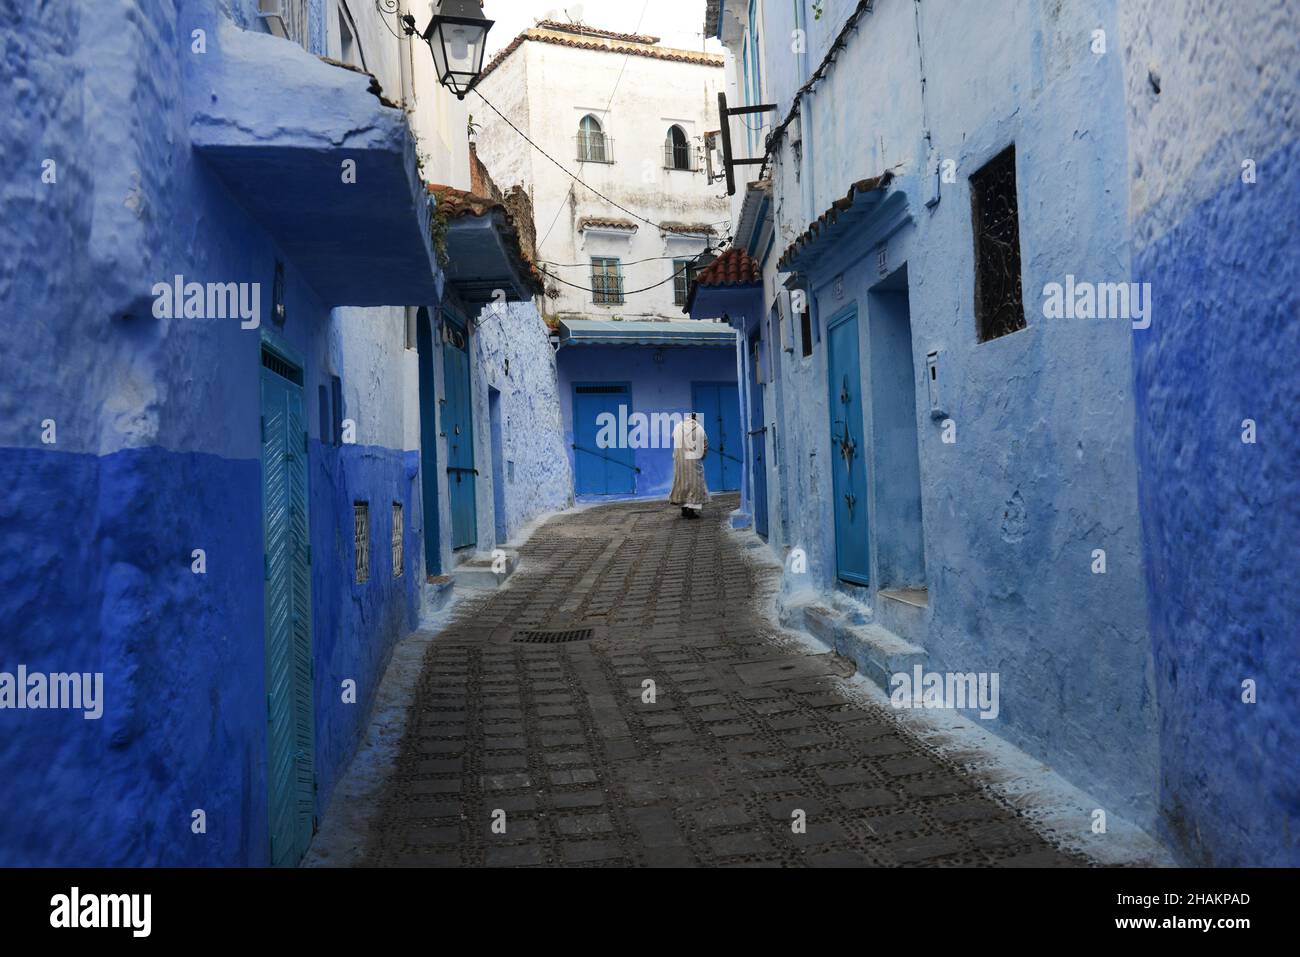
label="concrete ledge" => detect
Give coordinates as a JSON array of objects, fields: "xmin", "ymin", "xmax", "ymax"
[{"xmin": 783, "ymin": 599, "xmax": 928, "ymax": 693}]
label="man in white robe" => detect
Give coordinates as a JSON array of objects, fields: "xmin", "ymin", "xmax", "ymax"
[{"xmin": 670, "ymin": 413, "xmax": 709, "ymax": 519}]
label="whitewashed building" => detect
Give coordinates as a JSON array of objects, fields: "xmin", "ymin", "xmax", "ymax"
[{"xmin": 475, "ymin": 21, "xmax": 742, "ymax": 501}]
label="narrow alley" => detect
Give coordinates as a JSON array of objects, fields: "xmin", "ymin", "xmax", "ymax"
[{"xmin": 350, "ymin": 496, "xmax": 1085, "ymax": 868}]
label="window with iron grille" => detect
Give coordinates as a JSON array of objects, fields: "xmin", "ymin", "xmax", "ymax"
[
  {"xmin": 391, "ymin": 502, "xmax": 403, "ymax": 578},
  {"xmin": 577, "ymin": 115, "xmax": 611, "ymax": 163},
  {"xmin": 672, "ymin": 258, "xmax": 693, "ymax": 306},
  {"xmin": 353, "ymin": 502, "xmax": 370, "ymax": 583},
  {"xmin": 970, "ymin": 145, "xmax": 1026, "ymax": 342},
  {"xmin": 258, "ymin": 1, "xmax": 311, "ymax": 51},
  {"xmin": 591, "ymin": 257, "xmax": 624, "ymax": 304},
  {"xmin": 665, "ymin": 125, "xmax": 692, "ymax": 171}
]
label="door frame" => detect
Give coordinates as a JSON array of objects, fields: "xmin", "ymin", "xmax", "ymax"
[
  {"xmin": 258, "ymin": 329, "xmax": 316, "ymax": 867},
  {"xmin": 441, "ymin": 306, "xmax": 477, "ymax": 550},
  {"xmin": 571, "ymin": 380, "xmax": 636, "ymax": 497},
  {"xmin": 825, "ymin": 304, "xmax": 871, "ymax": 587},
  {"xmin": 691, "ymin": 380, "xmax": 743, "ymax": 492}
]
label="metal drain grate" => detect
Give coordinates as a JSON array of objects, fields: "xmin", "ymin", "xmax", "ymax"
[{"xmin": 512, "ymin": 628, "xmax": 594, "ymax": 644}]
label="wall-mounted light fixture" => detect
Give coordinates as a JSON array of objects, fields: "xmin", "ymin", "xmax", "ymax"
[{"xmin": 379, "ymin": 0, "xmax": 494, "ymax": 100}]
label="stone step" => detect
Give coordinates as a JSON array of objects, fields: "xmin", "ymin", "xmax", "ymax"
[
  {"xmin": 449, "ymin": 550, "xmax": 517, "ymax": 589},
  {"xmin": 796, "ymin": 602, "xmax": 928, "ymax": 693}
]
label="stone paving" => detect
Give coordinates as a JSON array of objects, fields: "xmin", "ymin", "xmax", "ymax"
[{"xmin": 362, "ymin": 496, "xmax": 1088, "ymax": 867}]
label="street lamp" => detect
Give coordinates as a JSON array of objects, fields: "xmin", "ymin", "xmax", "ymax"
[{"xmin": 388, "ymin": 0, "xmax": 494, "ymax": 100}]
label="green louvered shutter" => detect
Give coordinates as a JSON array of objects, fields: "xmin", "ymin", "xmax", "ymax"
[{"xmin": 262, "ymin": 351, "xmax": 316, "ymax": 867}]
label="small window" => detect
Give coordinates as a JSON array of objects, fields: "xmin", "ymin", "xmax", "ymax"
[
  {"xmin": 796, "ymin": 290, "xmax": 813, "ymax": 357},
  {"xmin": 970, "ymin": 145, "xmax": 1026, "ymax": 342},
  {"xmin": 577, "ymin": 115, "xmax": 610, "ymax": 163},
  {"xmin": 665, "ymin": 125, "xmax": 692, "ymax": 171},
  {"xmin": 331, "ymin": 375, "xmax": 343, "ymax": 446},
  {"xmin": 672, "ymin": 258, "xmax": 693, "ymax": 306},
  {"xmin": 353, "ymin": 502, "xmax": 370, "ymax": 583},
  {"xmin": 391, "ymin": 502, "xmax": 403, "ymax": 578},
  {"xmin": 591, "ymin": 257, "xmax": 624, "ymax": 305},
  {"xmin": 338, "ymin": 10, "xmax": 356, "ymax": 66}
]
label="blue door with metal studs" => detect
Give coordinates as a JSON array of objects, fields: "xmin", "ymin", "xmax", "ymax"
[
  {"xmin": 827, "ymin": 308, "xmax": 870, "ymax": 585},
  {"xmin": 692, "ymin": 382, "xmax": 743, "ymax": 491},
  {"xmin": 442, "ymin": 314, "xmax": 477, "ymax": 550},
  {"xmin": 573, "ymin": 383, "xmax": 636, "ymax": 496},
  {"xmin": 260, "ymin": 342, "xmax": 315, "ymax": 868}
]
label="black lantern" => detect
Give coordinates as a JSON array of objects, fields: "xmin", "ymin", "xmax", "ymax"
[{"xmin": 420, "ymin": 0, "xmax": 494, "ymax": 100}]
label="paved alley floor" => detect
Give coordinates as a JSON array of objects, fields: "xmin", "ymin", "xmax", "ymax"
[{"xmin": 361, "ymin": 496, "xmax": 1089, "ymax": 867}]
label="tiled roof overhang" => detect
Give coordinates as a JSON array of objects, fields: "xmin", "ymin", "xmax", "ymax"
[
  {"xmin": 776, "ymin": 172, "xmax": 895, "ymax": 273},
  {"xmin": 481, "ymin": 28, "xmax": 724, "ymax": 82},
  {"xmin": 579, "ymin": 217, "xmax": 638, "ymax": 233},
  {"xmin": 429, "ymin": 184, "xmax": 544, "ymax": 304},
  {"xmin": 684, "ymin": 247, "xmax": 761, "ymax": 312}
]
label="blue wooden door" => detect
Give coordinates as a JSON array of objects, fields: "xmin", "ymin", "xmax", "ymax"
[
  {"xmin": 692, "ymin": 382, "xmax": 743, "ymax": 492},
  {"xmin": 260, "ymin": 346, "xmax": 315, "ymax": 867},
  {"xmin": 573, "ymin": 384, "xmax": 635, "ymax": 496},
  {"xmin": 827, "ymin": 308, "xmax": 870, "ymax": 585},
  {"xmin": 748, "ymin": 334, "xmax": 769, "ymax": 538},
  {"xmin": 442, "ymin": 317, "xmax": 476, "ymax": 550}
]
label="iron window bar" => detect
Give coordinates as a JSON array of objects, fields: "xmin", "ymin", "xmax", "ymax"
[{"xmin": 576, "ymin": 133, "xmax": 613, "ymax": 164}]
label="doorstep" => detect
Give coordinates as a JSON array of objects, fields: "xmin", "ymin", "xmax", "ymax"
[
  {"xmin": 449, "ymin": 550, "xmax": 517, "ymax": 589},
  {"xmin": 782, "ymin": 599, "xmax": 928, "ymax": 694}
]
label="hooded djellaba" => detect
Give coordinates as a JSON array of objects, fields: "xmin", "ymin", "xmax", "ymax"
[{"xmin": 670, "ymin": 413, "xmax": 709, "ymax": 519}]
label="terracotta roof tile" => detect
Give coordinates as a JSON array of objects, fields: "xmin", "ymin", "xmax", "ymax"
[
  {"xmin": 533, "ymin": 20, "xmax": 662, "ymax": 45},
  {"xmin": 427, "ymin": 184, "xmax": 545, "ymax": 294},
  {"xmin": 578, "ymin": 217, "xmax": 638, "ymax": 232},
  {"xmin": 660, "ymin": 222, "xmax": 718, "ymax": 236},
  {"xmin": 695, "ymin": 248, "xmax": 761, "ymax": 288},
  {"xmin": 480, "ymin": 27, "xmax": 724, "ymax": 82},
  {"xmin": 776, "ymin": 171, "xmax": 894, "ymax": 271}
]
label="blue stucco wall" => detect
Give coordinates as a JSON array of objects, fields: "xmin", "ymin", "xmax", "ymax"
[
  {"xmin": 470, "ymin": 302, "xmax": 573, "ymax": 547},
  {"xmin": 1122, "ymin": 0, "xmax": 1300, "ymax": 865},
  {"xmin": 0, "ymin": 1, "xmax": 428, "ymax": 864},
  {"xmin": 556, "ymin": 344, "xmax": 739, "ymax": 499},
  {"xmin": 748, "ymin": 0, "xmax": 1160, "ymax": 827}
]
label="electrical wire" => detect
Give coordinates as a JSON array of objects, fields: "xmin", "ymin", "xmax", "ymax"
[
  {"xmin": 539, "ymin": 250, "xmax": 718, "ymax": 269},
  {"xmin": 541, "ymin": 263, "xmax": 694, "ymax": 297},
  {"xmin": 471, "ymin": 87, "xmax": 730, "ymax": 234}
]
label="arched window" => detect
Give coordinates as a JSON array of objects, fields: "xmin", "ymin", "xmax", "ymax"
[
  {"xmin": 577, "ymin": 115, "xmax": 608, "ymax": 163},
  {"xmin": 666, "ymin": 125, "xmax": 691, "ymax": 171}
]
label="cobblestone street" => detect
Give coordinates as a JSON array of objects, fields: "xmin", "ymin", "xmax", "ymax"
[{"xmin": 359, "ymin": 497, "xmax": 1089, "ymax": 868}]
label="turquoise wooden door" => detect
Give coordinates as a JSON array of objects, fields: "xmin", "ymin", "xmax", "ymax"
[
  {"xmin": 442, "ymin": 317, "xmax": 477, "ymax": 550},
  {"xmin": 260, "ymin": 345, "xmax": 315, "ymax": 867},
  {"xmin": 827, "ymin": 308, "xmax": 871, "ymax": 585},
  {"xmin": 692, "ymin": 382, "xmax": 743, "ymax": 492}
]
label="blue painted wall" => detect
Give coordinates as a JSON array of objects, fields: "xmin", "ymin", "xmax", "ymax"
[
  {"xmin": 1121, "ymin": 0, "xmax": 1300, "ymax": 865},
  {"xmin": 742, "ymin": 0, "xmax": 1161, "ymax": 827},
  {"xmin": 468, "ymin": 301, "xmax": 573, "ymax": 549},
  {"xmin": 556, "ymin": 344, "xmax": 739, "ymax": 500},
  {"xmin": 0, "ymin": 1, "xmax": 431, "ymax": 864}
]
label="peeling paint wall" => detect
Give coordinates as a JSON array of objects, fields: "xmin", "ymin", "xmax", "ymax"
[
  {"xmin": 469, "ymin": 301, "xmax": 573, "ymax": 546},
  {"xmin": 1121, "ymin": 0, "xmax": 1300, "ymax": 865}
]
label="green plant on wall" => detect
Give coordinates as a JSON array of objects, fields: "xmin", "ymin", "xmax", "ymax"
[{"xmin": 430, "ymin": 199, "xmax": 451, "ymax": 267}]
